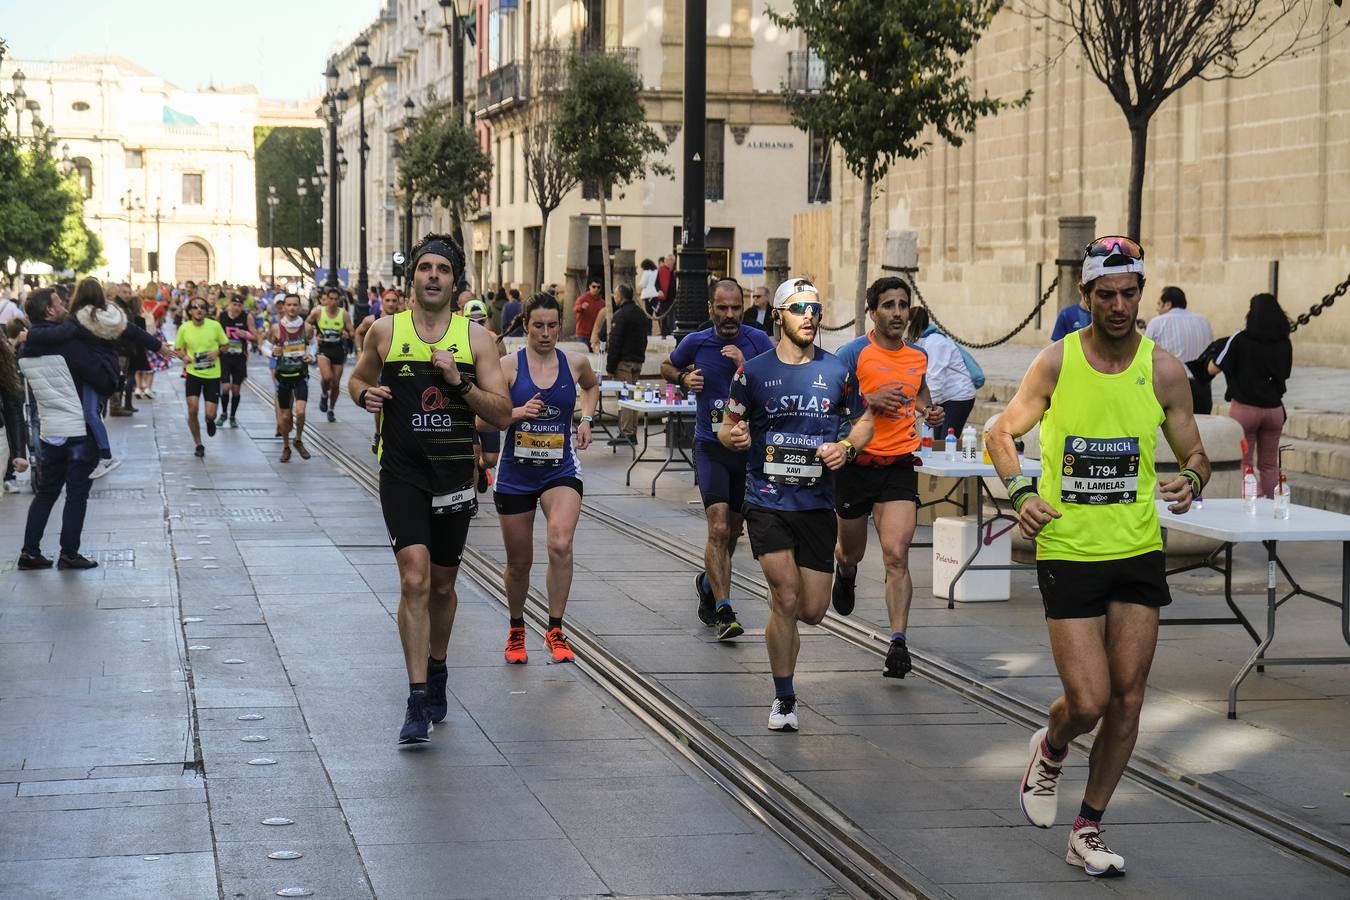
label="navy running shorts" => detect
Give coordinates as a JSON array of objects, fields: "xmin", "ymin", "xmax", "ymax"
[{"xmin": 694, "ymin": 440, "xmax": 747, "ymax": 513}]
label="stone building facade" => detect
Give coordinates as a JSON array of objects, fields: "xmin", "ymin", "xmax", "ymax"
[
  {"xmin": 821, "ymin": 8, "xmax": 1350, "ymax": 366},
  {"xmin": 0, "ymin": 54, "xmax": 299, "ymax": 286},
  {"xmin": 328, "ymin": 0, "xmax": 830, "ymax": 296}
]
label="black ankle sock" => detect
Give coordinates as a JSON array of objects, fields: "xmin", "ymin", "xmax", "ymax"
[
  {"xmin": 548, "ymin": 616, "xmax": 563, "ymax": 631},
  {"xmin": 427, "ymin": 656, "xmax": 447, "ymax": 672},
  {"xmin": 409, "ymin": 682, "xmax": 426, "ymax": 695},
  {"xmin": 509, "ymin": 617, "xmax": 525, "ymax": 629},
  {"xmin": 230, "ymin": 394, "xmax": 240, "ymax": 417}
]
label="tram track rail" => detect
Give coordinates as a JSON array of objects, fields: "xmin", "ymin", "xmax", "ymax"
[
  {"xmin": 245, "ymin": 377, "xmax": 1348, "ymax": 882},
  {"xmin": 247, "ymin": 386, "xmax": 942, "ymax": 900},
  {"xmin": 575, "ymin": 502, "xmax": 1350, "ymax": 878}
]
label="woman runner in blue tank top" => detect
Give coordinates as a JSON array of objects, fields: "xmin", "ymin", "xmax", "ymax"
[{"xmin": 491, "ymin": 294, "xmax": 600, "ymax": 665}]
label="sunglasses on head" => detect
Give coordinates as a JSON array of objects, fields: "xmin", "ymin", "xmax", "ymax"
[
  {"xmin": 785, "ymin": 301, "xmax": 823, "ymax": 318},
  {"xmin": 1085, "ymin": 236, "xmax": 1144, "ymax": 260}
]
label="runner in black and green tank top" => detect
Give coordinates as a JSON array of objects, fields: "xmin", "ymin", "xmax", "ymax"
[
  {"xmin": 346, "ymin": 234, "xmax": 513, "ymax": 746},
  {"xmin": 987, "ymin": 237, "xmax": 1211, "ymax": 878},
  {"xmin": 269, "ymin": 294, "xmax": 314, "ymax": 463}
]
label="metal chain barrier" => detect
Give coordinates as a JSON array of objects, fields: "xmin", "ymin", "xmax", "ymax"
[
  {"xmin": 820, "ymin": 317, "xmax": 856, "ymax": 332},
  {"xmin": 1290, "ymin": 272, "xmax": 1349, "ymax": 333},
  {"xmin": 909, "ymin": 273, "xmax": 1060, "ymax": 350}
]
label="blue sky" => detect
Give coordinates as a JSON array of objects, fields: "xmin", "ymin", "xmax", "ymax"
[{"xmin": 0, "ymin": 0, "xmax": 381, "ymax": 100}]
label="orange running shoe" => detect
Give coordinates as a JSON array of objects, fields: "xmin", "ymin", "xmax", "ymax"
[
  {"xmin": 504, "ymin": 626, "xmax": 528, "ymax": 664},
  {"xmin": 545, "ymin": 627, "xmax": 575, "ymax": 663}
]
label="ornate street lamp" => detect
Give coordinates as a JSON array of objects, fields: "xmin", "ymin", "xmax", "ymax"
[
  {"xmin": 438, "ymin": 0, "xmax": 473, "ymax": 126},
  {"xmin": 322, "ymin": 60, "xmax": 342, "ymax": 289},
  {"xmin": 11, "ymin": 68, "xmax": 26, "ymax": 136},
  {"xmin": 401, "ymin": 97, "xmax": 417, "ymax": 270},
  {"xmin": 296, "ymin": 176, "xmax": 309, "ymax": 255},
  {"xmin": 353, "ymin": 36, "xmax": 373, "ymax": 312},
  {"xmin": 266, "ymin": 184, "xmax": 280, "ymax": 288}
]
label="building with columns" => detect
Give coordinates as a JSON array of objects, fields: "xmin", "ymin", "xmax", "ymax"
[
  {"xmin": 325, "ymin": 0, "xmax": 829, "ymax": 296},
  {"xmin": 0, "ymin": 54, "xmax": 316, "ymax": 286}
]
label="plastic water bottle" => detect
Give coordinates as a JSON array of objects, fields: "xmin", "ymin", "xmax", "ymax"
[
  {"xmin": 664, "ymin": 382, "xmax": 675, "ymax": 405},
  {"xmin": 920, "ymin": 423, "xmax": 933, "ymax": 457},
  {"xmin": 1242, "ymin": 465, "xmax": 1258, "ymax": 515},
  {"xmin": 1273, "ymin": 473, "xmax": 1290, "ymax": 520},
  {"xmin": 961, "ymin": 425, "xmax": 977, "ymax": 463},
  {"xmin": 644, "ymin": 383, "xmax": 656, "ymax": 403},
  {"xmin": 945, "ymin": 428, "xmax": 958, "ymax": 462}
]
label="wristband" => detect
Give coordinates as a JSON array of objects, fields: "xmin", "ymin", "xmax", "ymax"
[
  {"xmin": 1180, "ymin": 467, "xmax": 1203, "ymax": 497},
  {"xmin": 1010, "ymin": 484, "xmax": 1037, "ymax": 512},
  {"xmin": 580, "ymin": 415, "xmax": 593, "ymax": 424},
  {"xmin": 451, "ymin": 379, "xmax": 473, "ymax": 397},
  {"xmin": 357, "ymin": 388, "xmax": 369, "ymax": 408}
]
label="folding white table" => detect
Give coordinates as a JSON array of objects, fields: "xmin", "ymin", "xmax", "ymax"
[
  {"xmin": 618, "ymin": 398, "xmax": 697, "ymax": 496},
  {"xmin": 915, "ymin": 456, "xmax": 1043, "ymax": 608},
  {"xmin": 592, "ymin": 380, "xmax": 634, "ymax": 448},
  {"xmin": 1156, "ymin": 498, "xmax": 1350, "ymax": 718}
]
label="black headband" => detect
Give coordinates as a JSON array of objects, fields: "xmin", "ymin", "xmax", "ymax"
[{"xmin": 409, "ymin": 240, "xmax": 464, "ymax": 275}]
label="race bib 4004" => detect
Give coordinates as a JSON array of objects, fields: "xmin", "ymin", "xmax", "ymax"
[
  {"xmin": 513, "ymin": 428, "xmax": 565, "ymax": 464},
  {"xmin": 1060, "ymin": 435, "xmax": 1139, "ymax": 505}
]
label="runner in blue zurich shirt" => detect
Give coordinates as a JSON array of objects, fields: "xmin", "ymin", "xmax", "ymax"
[{"xmin": 668, "ymin": 315, "xmax": 774, "ymax": 445}]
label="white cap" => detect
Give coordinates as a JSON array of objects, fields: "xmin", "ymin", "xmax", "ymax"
[
  {"xmin": 772, "ymin": 277, "xmax": 819, "ymax": 309},
  {"xmin": 1081, "ymin": 249, "xmax": 1145, "ymax": 285}
]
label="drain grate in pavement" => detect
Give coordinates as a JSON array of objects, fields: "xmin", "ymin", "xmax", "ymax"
[
  {"xmin": 91, "ymin": 488, "xmax": 146, "ymax": 500},
  {"xmin": 189, "ymin": 487, "xmax": 271, "ymax": 495},
  {"xmin": 93, "ymin": 548, "xmax": 136, "ymax": 567},
  {"xmin": 186, "ymin": 507, "xmax": 284, "ymax": 522}
]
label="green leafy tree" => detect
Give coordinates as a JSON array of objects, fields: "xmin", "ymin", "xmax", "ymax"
[
  {"xmin": 768, "ymin": 0, "xmax": 1025, "ymax": 333},
  {"xmin": 556, "ymin": 51, "xmax": 670, "ymax": 307},
  {"xmin": 1031, "ymin": 0, "xmax": 1346, "ymax": 241},
  {"xmin": 254, "ymin": 126, "xmax": 323, "ymax": 278},
  {"xmin": 522, "ymin": 45, "xmax": 581, "ymax": 291},
  {"xmin": 0, "ymin": 40, "xmax": 103, "ymax": 280},
  {"xmin": 401, "ymin": 92, "xmax": 492, "ymax": 265}
]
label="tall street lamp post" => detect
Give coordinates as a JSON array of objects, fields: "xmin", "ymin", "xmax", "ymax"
[
  {"xmin": 673, "ymin": 0, "xmax": 709, "ymax": 343},
  {"xmin": 266, "ymin": 185, "xmax": 279, "ymax": 288},
  {"xmin": 402, "ymin": 97, "xmax": 416, "ymax": 277},
  {"xmin": 10, "ymin": 68, "xmax": 25, "ymax": 136},
  {"xmin": 323, "ymin": 62, "xmax": 342, "ymax": 289},
  {"xmin": 150, "ymin": 198, "xmax": 174, "ymax": 283},
  {"xmin": 354, "ymin": 36, "xmax": 372, "ymax": 309},
  {"xmin": 437, "ymin": 0, "xmax": 473, "ymax": 126},
  {"xmin": 296, "ymin": 177, "xmax": 309, "ymax": 270}
]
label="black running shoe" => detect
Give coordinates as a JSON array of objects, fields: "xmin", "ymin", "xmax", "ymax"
[
  {"xmin": 17, "ymin": 551, "xmax": 54, "ymax": 570},
  {"xmin": 476, "ymin": 467, "xmax": 489, "ymax": 494},
  {"xmin": 695, "ymin": 573, "xmax": 716, "ymax": 626},
  {"xmin": 206, "ymin": 417, "xmax": 216, "ymax": 437},
  {"xmin": 327, "ymin": 410, "xmax": 336, "ymax": 423},
  {"xmin": 883, "ymin": 636, "xmax": 912, "ymax": 679},
  {"xmin": 399, "ymin": 692, "xmax": 432, "ymax": 745},
  {"xmin": 831, "ymin": 566, "xmax": 856, "ymax": 616},
  {"xmin": 714, "ymin": 605, "xmax": 744, "ymax": 642},
  {"xmin": 319, "ymin": 394, "xmax": 328, "ymax": 413},
  {"xmin": 426, "ymin": 663, "xmax": 448, "ymax": 724},
  {"xmin": 57, "ymin": 552, "xmax": 99, "ymax": 570},
  {"xmin": 194, "ymin": 444, "xmax": 205, "ymax": 458}
]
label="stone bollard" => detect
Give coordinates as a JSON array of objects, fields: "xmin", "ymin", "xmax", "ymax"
[
  {"xmin": 562, "ymin": 215, "xmax": 589, "ymax": 336},
  {"xmin": 765, "ymin": 238, "xmax": 790, "ymax": 298}
]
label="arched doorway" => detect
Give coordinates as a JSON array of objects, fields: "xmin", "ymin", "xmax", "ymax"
[{"xmin": 174, "ymin": 241, "xmax": 210, "ymax": 284}]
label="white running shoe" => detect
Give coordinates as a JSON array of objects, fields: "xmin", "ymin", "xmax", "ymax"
[
  {"xmin": 1019, "ymin": 726, "xmax": 1063, "ymax": 828},
  {"xmin": 1, "ymin": 480, "xmax": 20, "ymax": 493},
  {"xmin": 767, "ymin": 696, "xmax": 799, "ymax": 732},
  {"xmin": 1066, "ymin": 826, "xmax": 1125, "ymax": 877},
  {"xmin": 90, "ymin": 458, "xmax": 122, "ymax": 479}
]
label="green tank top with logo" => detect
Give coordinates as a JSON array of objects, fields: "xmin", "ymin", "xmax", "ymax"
[
  {"xmin": 1036, "ymin": 331, "xmax": 1164, "ymax": 562},
  {"xmin": 378, "ymin": 311, "xmax": 478, "ymax": 497},
  {"xmin": 317, "ymin": 308, "xmax": 345, "ymax": 345}
]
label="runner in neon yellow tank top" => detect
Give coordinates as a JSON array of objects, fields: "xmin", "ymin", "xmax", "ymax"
[
  {"xmin": 988, "ymin": 237, "xmax": 1211, "ymax": 879},
  {"xmin": 346, "ymin": 233, "xmax": 513, "ymax": 745},
  {"xmin": 307, "ymin": 287, "xmax": 354, "ymax": 423}
]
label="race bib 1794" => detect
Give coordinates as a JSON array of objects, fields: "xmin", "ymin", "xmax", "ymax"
[{"xmin": 1060, "ymin": 435, "xmax": 1139, "ymax": 505}]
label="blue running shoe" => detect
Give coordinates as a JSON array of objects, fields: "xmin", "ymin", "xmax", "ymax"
[
  {"xmin": 426, "ymin": 664, "xmax": 448, "ymax": 724},
  {"xmin": 398, "ymin": 692, "xmax": 432, "ymax": 745}
]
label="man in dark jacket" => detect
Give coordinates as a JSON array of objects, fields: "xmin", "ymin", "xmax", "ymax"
[
  {"xmin": 16, "ymin": 289, "xmax": 103, "ymax": 570},
  {"xmin": 605, "ymin": 283, "xmax": 649, "ymax": 446}
]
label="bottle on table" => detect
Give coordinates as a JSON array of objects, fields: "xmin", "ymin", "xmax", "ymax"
[
  {"xmin": 945, "ymin": 428, "xmax": 958, "ymax": 461},
  {"xmin": 920, "ymin": 423, "xmax": 933, "ymax": 457},
  {"xmin": 643, "ymin": 383, "xmax": 656, "ymax": 403},
  {"xmin": 1273, "ymin": 471, "xmax": 1290, "ymax": 520},
  {"xmin": 1242, "ymin": 465, "xmax": 1258, "ymax": 515},
  {"xmin": 664, "ymin": 382, "xmax": 676, "ymax": 405},
  {"xmin": 960, "ymin": 424, "xmax": 977, "ymax": 462}
]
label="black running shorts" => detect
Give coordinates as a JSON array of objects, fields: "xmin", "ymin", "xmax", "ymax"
[
  {"xmin": 276, "ymin": 377, "xmax": 309, "ymax": 410},
  {"xmin": 184, "ymin": 374, "xmax": 220, "ymax": 404},
  {"xmin": 834, "ymin": 459, "xmax": 918, "ymax": 519},
  {"xmin": 743, "ymin": 503, "xmax": 836, "ymax": 573},
  {"xmin": 1036, "ymin": 551, "xmax": 1172, "ymax": 619},
  {"xmin": 694, "ymin": 440, "xmax": 747, "ymax": 513},
  {"xmin": 493, "ymin": 476, "xmax": 583, "ymax": 516},
  {"xmin": 318, "ymin": 344, "xmax": 347, "ymax": 367},
  {"xmin": 219, "ymin": 354, "xmax": 248, "ymax": 385},
  {"xmin": 380, "ymin": 472, "xmax": 476, "ymax": 567}
]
